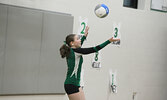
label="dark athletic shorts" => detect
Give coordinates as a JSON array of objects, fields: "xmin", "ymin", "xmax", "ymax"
[{"xmin": 64, "ymin": 84, "xmax": 80, "ymax": 95}]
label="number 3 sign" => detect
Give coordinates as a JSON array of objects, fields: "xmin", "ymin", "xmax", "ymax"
[
  {"xmin": 112, "ymin": 22, "xmax": 121, "ymax": 46},
  {"xmin": 78, "ymin": 16, "xmax": 88, "ymax": 39}
]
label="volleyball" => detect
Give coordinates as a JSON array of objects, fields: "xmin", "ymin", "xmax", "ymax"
[{"xmin": 94, "ymin": 4, "xmax": 109, "ymax": 18}]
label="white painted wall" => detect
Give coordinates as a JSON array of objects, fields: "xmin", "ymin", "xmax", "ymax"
[{"xmin": 0, "ymin": 0, "xmax": 167, "ymax": 100}]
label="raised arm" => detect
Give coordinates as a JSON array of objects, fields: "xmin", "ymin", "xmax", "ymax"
[
  {"xmin": 74, "ymin": 37, "xmax": 120, "ymax": 55},
  {"xmin": 81, "ymin": 26, "xmax": 89, "ymax": 45},
  {"xmin": 81, "ymin": 35, "xmax": 86, "ymax": 45},
  {"xmin": 73, "ymin": 40, "xmax": 109, "ymax": 55}
]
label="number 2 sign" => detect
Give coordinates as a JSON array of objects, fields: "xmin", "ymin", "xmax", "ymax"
[
  {"xmin": 80, "ymin": 22, "xmax": 86, "ymax": 34},
  {"xmin": 78, "ymin": 16, "xmax": 88, "ymax": 39}
]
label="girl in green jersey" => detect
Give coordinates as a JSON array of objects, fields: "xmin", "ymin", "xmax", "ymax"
[{"xmin": 60, "ymin": 26, "xmax": 119, "ymax": 100}]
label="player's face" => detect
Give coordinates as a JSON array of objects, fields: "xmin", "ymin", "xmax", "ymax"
[{"xmin": 72, "ymin": 35, "xmax": 81, "ymax": 48}]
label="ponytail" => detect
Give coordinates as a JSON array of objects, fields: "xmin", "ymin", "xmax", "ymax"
[
  {"xmin": 59, "ymin": 34, "xmax": 76, "ymax": 58},
  {"xmin": 60, "ymin": 44, "xmax": 71, "ymax": 58}
]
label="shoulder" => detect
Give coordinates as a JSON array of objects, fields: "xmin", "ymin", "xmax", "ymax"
[
  {"xmin": 71, "ymin": 48, "xmax": 83, "ymax": 56},
  {"xmin": 72, "ymin": 48, "xmax": 83, "ymax": 53},
  {"xmin": 67, "ymin": 48, "xmax": 75, "ymax": 58}
]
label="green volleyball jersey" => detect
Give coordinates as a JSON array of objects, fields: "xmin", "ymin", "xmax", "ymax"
[{"xmin": 64, "ymin": 36, "xmax": 111, "ymax": 86}]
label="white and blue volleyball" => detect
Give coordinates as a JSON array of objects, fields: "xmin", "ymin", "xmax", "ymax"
[{"xmin": 94, "ymin": 4, "xmax": 109, "ymax": 18}]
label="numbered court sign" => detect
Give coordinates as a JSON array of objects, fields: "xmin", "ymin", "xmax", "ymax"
[
  {"xmin": 77, "ymin": 16, "xmax": 88, "ymax": 39},
  {"xmin": 92, "ymin": 52, "xmax": 101, "ymax": 68},
  {"xmin": 151, "ymin": 0, "xmax": 167, "ymax": 12},
  {"xmin": 109, "ymin": 69, "xmax": 117, "ymax": 93},
  {"xmin": 112, "ymin": 22, "xmax": 121, "ymax": 46}
]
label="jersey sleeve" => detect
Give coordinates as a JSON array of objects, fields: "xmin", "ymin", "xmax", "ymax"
[
  {"xmin": 81, "ymin": 35, "xmax": 86, "ymax": 46},
  {"xmin": 73, "ymin": 40, "xmax": 111, "ymax": 55}
]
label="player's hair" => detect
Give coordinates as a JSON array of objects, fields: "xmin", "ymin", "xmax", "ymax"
[{"xmin": 59, "ymin": 34, "xmax": 76, "ymax": 58}]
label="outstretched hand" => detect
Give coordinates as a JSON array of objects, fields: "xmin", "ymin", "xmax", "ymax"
[
  {"xmin": 109, "ymin": 37, "xmax": 120, "ymax": 42},
  {"xmin": 84, "ymin": 26, "xmax": 89, "ymax": 37}
]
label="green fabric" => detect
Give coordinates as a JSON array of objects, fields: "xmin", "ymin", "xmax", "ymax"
[
  {"xmin": 64, "ymin": 39, "xmax": 110, "ymax": 87},
  {"xmin": 81, "ymin": 35, "xmax": 86, "ymax": 45},
  {"xmin": 64, "ymin": 36, "xmax": 86, "ymax": 86},
  {"xmin": 64, "ymin": 49, "xmax": 83, "ymax": 86},
  {"xmin": 93, "ymin": 40, "xmax": 110, "ymax": 52},
  {"xmin": 99, "ymin": 40, "xmax": 110, "ymax": 48}
]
